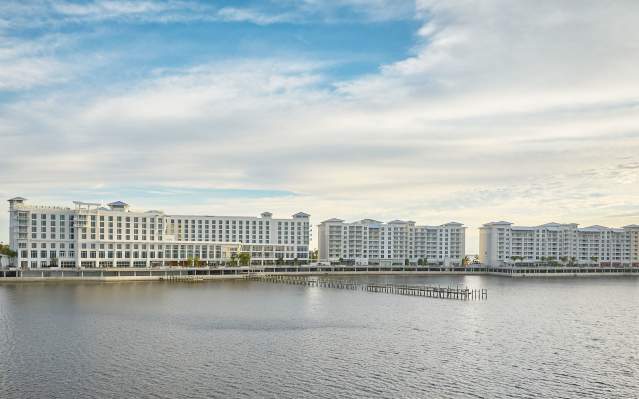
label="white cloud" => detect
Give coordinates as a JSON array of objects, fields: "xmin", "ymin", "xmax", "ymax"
[
  {"xmin": 0, "ymin": 34, "xmax": 76, "ymax": 90},
  {"xmin": 215, "ymin": 7, "xmax": 293, "ymax": 25},
  {"xmin": 1, "ymin": 1, "xmax": 639, "ymax": 252},
  {"xmin": 0, "ymin": 0, "xmax": 415, "ymax": 28}
]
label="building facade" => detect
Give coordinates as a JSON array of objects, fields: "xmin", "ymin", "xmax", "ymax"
[
  {"xmin": 318, "ymin": 218, "xmax": 465, "ymax": 266},
  {"xmin": 8, "ymin": 197, "xmax": 310, "ymax": 269},
  {"xmin": 479, "ymin": 221, "xmax": 639, "ymax": 267}
]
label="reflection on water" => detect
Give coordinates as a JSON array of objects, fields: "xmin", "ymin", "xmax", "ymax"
[{"xmin": 1, "ymin": 276, "xmax": 638, "ymax": 398}]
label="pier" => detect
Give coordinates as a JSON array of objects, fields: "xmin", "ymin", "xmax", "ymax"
[
  {"xmin": 249, "ymin": 275, "xmax": 487, "ymax": 300},
  {"xmin": 160, "ymin": 275, "xmax": 205, "ymax": 283}
]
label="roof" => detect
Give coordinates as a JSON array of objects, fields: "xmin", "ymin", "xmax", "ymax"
[
  {"xmin": 623, "ymin": 224, "xmax": 639, "ymax": 229},
  {"xmin": 321, "ymin": 218, "xmax": 344, "ymax": 223},
  {"xmin": 108, "ymin": 201, "xmax": 128, "ymax": 207},
  {"xmin": 359, "ymin": 219, "xmax": 383, "ymax": 224},
  {"xmin": 292, "ymin": 212, "xmax": 310, "ymax": 217},
  {"xmin": 8, "ymin": 197, "xmax": 26, "ymax": 201},
  {"xmin": 580, "ymin": 225, "xmax": 609, "ymax": 231},
  {"xmin": 483, "ymin": 221, "xmax": 513, "ymax": 226}
]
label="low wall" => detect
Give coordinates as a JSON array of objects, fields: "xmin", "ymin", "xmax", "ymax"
[{"xmin": 0, "ymin": 265, "xmax": 637, "ymax": 282}]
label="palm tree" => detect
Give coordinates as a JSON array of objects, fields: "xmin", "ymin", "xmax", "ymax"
[
  {"xmin": 590, "ymin": 256, "xmax": 598, "ymax": 267},
  {"xmin": 462, "ymin": 256, "xmax": 470, "ymax": 267}
]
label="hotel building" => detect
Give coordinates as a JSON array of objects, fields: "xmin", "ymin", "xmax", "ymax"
[
  {"xmin": 479, "ymin": 221, "xmax": 639, "ymax": 267},
  {"xmin": 318, "ymin": 218, "xmax": 465, "ymax": 266},
  {"xmin": 8, "ymin": 197, "xmax": 310, "ymax": 269}
]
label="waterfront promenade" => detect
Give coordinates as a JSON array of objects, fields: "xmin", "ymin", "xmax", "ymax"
[{"xmin": 1, "ymin": 264, "xmax": 638, "ymax": 282}]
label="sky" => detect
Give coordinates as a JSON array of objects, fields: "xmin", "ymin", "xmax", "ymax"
[{"xmin": 1, "ymin": 0, "xmax": 638, "ymax": 253}]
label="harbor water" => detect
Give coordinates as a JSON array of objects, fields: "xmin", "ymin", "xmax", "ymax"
[{"xmin": 1, "ymin": 275, "xmax": 637, "ymax": 398}]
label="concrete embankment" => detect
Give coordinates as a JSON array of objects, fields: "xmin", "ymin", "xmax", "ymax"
[{"xmin": 0, "ymin": 265, "xmax": 638, "ymax": 282}]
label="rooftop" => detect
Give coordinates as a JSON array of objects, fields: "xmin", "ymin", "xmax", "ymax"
[{"xmin": 108, "ymin": 201, "xmax": 129, "ymax": 207}]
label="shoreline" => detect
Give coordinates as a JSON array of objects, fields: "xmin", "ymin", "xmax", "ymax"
[{"xmin": 1, "ymin": 265, "xmax": 638, "ymax": 282}]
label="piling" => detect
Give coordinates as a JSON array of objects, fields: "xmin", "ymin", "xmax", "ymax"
[{"xmin": 248, "ymin": 275, "xmax": 487, "ymax": 301}]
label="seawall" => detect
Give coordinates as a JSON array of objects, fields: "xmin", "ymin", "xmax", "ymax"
[{"xmin": 1, "ymin": 265, "xmax": 638, "ymax": 282}]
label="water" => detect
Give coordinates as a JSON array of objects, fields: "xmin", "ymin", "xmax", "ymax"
[{"xmin": 0, "ymin": 276, "xmax": 637, "ymax": 398}]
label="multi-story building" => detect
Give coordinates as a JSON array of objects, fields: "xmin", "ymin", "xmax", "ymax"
[
  {"xmin": 8, "ymin": 197, "xmax": 310, "ymax": 268},
  {"xmin": 318, "ymin": 218, "xmax": 465, "ymax": 266},
  {"xmin": 479, "ymin": 221, "xmax": 639, "ymax": 266}
]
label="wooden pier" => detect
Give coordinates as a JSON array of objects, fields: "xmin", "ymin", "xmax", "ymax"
[
  {"xmin": 249, "ymin": 275, "xmax": 487, "ymax": 300},
  {"xmin": 160, "ymin": 275, "xmax": 205, "ymax": 283}
]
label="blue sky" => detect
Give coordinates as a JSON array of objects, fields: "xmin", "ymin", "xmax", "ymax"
[
  {"xmin": 1, "ymin": 1, "xmax": 639, "ymax": 251},
  {"xmin": 0, "ymin": 1, "xmax": 419, "ymax": 99}
]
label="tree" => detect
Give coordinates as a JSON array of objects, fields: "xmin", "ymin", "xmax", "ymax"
[
  {"xmin": 193, "ymin": 256, "xmax": 201, "ymax": 267},
  {"xmin": 230, "ymin": 253, "xmax": 239, "ymax": 267},
  {"xmin": 238, "ymin": 252, "xmax": 251, "ymax": 266},
  {"xmin": 590, "ymin": 256, "xmax": 599, "ymax": 266},
  {"xmin": 417, "ymin": 258, "xmax": 423, "ymax": 266},
  {"xmin": 559, "ymin": 256, "xmax": 569, "ymax": 265},
  {"xmin": 462, "ymin": 256, "xmax": 470, "ymax": 266},
  {"xmin": 404, "ymin": 258, "xmax": 409, "ymax": 266},
  {"xmin": 310, "ymin": 249, "xmax": 318, "ymax": 261},
  {"xmin": 0, "ymin": 244, "xmax": 17, "ymax": 258}
]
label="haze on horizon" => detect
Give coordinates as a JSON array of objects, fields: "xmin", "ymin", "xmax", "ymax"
[{"xmin": 1, "ymin": 0, "xmax": 638, "ymax": 253}]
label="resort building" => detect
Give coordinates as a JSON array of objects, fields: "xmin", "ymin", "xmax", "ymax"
[
  {"xmin": 318, "ymin": 218, "xmax": 465, "ymax": 266},
  {"xmin": 479, "ymin": 221, "xmax": 639, "ymax": 267},
  {"xmin": 7, "ymin": 197, "xmax": 310, "ymax": 269}
]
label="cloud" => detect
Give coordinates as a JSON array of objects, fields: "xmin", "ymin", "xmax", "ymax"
[
  {"xmin": 215, "ymin": 7, "xmax": 292, "ymax": 25},
  {"xmin": 1, "ymin": 1, "xmax": 639, "ymax": 252},
  {"xmin": 0, "ymin": 34, "xmax": 77, "ymax": 90},
  {"xmin": 0, "ymin": 0, "xmax": 415, "ymax": 29}
]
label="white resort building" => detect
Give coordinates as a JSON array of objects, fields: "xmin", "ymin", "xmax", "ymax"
[
  {"xmin": 479, "ymin": 221, "xmax": 639, "ymax": 267},
  {"xmin": 8, "ymin": 197, "xmax": 310, "ymax": 269},
  {"xmin": 318, "ymin": 218, "xmax": 465, "ymax": 266}
]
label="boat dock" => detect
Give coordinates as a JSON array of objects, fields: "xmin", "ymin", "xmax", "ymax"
[{"xmin": 249, "ymin": 274, "xmax": 487, "ymax": 300}]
